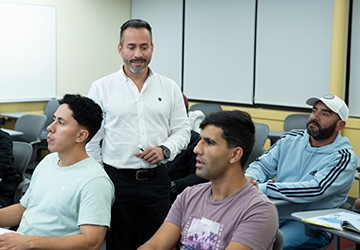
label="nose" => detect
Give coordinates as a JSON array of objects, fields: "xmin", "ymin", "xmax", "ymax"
[
  {"xmin": 134, "ymin": 47, "xmax": 143, "ymax": 58},
  {"xmin": 193, "ymin": 140, "xmax": 202, "ymax": 155},
  {"xmin": 47, "ymin": 121, "xmax": 55, "ymax": 133}
]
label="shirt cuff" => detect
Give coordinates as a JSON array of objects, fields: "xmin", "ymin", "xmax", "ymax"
[{"xmin": 258, "ymin": 183, "xmax": 267, "ymax": 194}]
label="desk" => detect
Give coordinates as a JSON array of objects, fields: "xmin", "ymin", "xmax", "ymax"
[
  {"xmin": 292, "ymin": 208, "xmax": 360, "ymax": 250},
  {"xmin": 0, "ymin": 112, "xmax": 28, "ymax": 119},
  {"xmin": 1, "ymin": 128, "xmax": 24, "ymax": 137},
  {"xmin": 268, "ymin": 130, "xmax": 285, "ymax": 145}
]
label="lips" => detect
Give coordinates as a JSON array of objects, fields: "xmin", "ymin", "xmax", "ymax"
[
  {"xmin": 308, "ymin": 120, "xmax": 320, "ymax": 128},
  {"xmin": 195, "ymin": 158, "xmax": 205, "ymax": 168}
]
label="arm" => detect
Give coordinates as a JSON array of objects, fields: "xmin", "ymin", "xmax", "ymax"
[
  {"xmin": 0, "ymin": 130, "xmax": 14, "ymax": 179},
  {"xmin": 0, "ymin": 224, "xmax": 107, "ymax": 250},
  {"xmin": 259, "ymin": 150, "xmax": 357, "ymax": 203},
  {"xmin": 225, "ymin": 242, "xmax": 252, "ymax": 250},
  {"xmin": 0, "ymin": 203, "xmax": 25, "ymax": 228},
  {"xmin": 138, "ymin": 222, "xmax": 181, "ymax": 250},
  {"xmin": 161, "ymin": 87, "xmax": 191, "ymax": 161},
  {"xmin": 244, "ymin": 142, "xmax": 280, "ymax": 182},
  {"xmin": 86, "ymin": 83, "xmax": 105, "ymax": 164}
]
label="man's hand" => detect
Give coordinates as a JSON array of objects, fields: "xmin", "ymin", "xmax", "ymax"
[
  {"xmin": 0, "ymin": 232, "xmax": 29, "ymax": 250},
  {"xmin": 134, "ymin": 147, "xmax": 164, "ymax": 165},
  {"xmin": 245, "ymin": 176, "xmax": 258, "ymax": 188}
]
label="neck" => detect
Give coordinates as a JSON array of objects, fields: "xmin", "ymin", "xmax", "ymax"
[
  {"xmin": 123, "ymin": 66, "xmax": 149, "ymax": 92},
  {"xmin": 210, "ymin": 169, "xmax": 247, "ymax": 200},
  {"xmin": 57, "ymin": 147, "xmax": 89, "ymax": 167},
  {"xmin": 310, "ymin": 132, "xmax": 338, "ymax": 147}
]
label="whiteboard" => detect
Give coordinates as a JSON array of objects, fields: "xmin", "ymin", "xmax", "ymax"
[
  {"xmin": 255, "ymin": 0, "xmax": 333, "ymax": 108},
  {"xmin": 131, "ymin": 0, "xmax": 183, "ymax": 88},
  {"xmin": 183, "ymin": 0, "xmax": 255, "ymax": 104},
  {"xmin": 349, "ymin": 0, "xmax": 360, "ymax": 118},
  {"xmin": 0, "ymin": 2, "xmax": 56, "ymax": 103}
]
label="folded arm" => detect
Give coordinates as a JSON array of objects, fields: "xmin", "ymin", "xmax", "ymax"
[{"xmin": 0, "ymin": 224, "xmax": 107, "ymax": 250}]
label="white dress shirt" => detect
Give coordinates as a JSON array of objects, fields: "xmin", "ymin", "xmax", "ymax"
[{"xmin": 86, "ymin": 67, "xmax": 191, "ymax": 169}]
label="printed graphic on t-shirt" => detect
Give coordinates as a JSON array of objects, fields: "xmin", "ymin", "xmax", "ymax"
[{"xmin": 181, "ymin": 216, "xmax": 223, "ymax": 250}]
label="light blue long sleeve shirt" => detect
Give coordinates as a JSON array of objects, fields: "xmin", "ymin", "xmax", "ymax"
[{"xmin": 245, "ymin": 129, "xmax": 358, "ymax": 211}]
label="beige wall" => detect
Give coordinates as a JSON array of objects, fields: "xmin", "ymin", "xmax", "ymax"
[{"xmin": 0, "ymin": 0, "xmax": 130, "ymax": 102}]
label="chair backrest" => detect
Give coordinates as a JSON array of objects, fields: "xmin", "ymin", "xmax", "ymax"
[
  {"xmin": 283, "ymin": 114, "xmax": 309, "ymax": 131},
  {"xmin": 189, "ymin": 103, "xmax": 222, "ymax": 116},
  {"xmin": 13, "ymin": 114, "xmax": 47, "ymax": 145},
  {"xmin": 244, "ymin": 123, "xmax": 269, "ymax": 169},
  {"xmin": 12, "ymin": 141, "xmax": 32, "ymax": 179},
  {"xmin": 273, "ymin": 229, "xmax": 284, "ymax": 250},
  {"xmin": 40, "ymin": 98, "xmax": 59, "ymax": 140},
  {"xmin": 12, "ymin": 141, "xmax": 32, "ymax": 203}
]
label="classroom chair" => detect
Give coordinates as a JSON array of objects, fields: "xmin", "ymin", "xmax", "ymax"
[
  {"xmin": 244, "ymin": 122, "xmax": 269, "ymax": 170},
  {"xmin": 12, "ymin": 141, "xmax": 32, "ymax": 203},
  {"xmin": 189, "ymin": 103, "xmax": 222, "ymax": 116}
]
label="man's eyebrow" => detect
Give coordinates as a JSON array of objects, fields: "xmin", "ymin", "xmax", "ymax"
[
  {"xmin": 201, "ymin": 136, "xmax": 217, "ymax": 144},
  {"xmin": 53, "ymin": 115, "xmax": 67, "ymax": 123},
  {"xmin": 313, "ymin": 106, "xmax": 332, "ymax": 114}
]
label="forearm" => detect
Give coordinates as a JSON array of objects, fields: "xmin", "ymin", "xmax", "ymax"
[
  {"xmin": 0, "ymin": 204, "xmax": 25, "ymax": 228},
  {"xmin": 24, "ymin": 234, "xmax": 102, "ymax": 250},
  {"xmin": 0, "ymin": 226, "xmax": 107, "ymax": 250}
]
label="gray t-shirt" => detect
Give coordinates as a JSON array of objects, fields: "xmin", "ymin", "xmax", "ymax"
[
  {"xmin": 18, "ymin": 153, "xmax": 114, "ymax": 236},
  {"xmin": 166, "ymin": 182, "xmax": 278, "ymax": 250}
]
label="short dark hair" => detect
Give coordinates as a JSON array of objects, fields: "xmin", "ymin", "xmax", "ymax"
[
  {"xmin": 59, "ymin": 94, "xmax": 103, "ymax": 143},
  {"xmin": 200, "ymin": 110, "xmax": 255, "ymax": 169},
  {"xmin": 119, "ymin": 19, "xmax": 152, "ymax": 46}
]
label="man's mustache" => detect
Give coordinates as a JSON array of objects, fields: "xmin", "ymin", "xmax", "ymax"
[
  {"xmin": 130, "ymin": 58, "xmax": 146, "ymax": 63},
  {"xmin": 307, "ymin": 119, "xmax": 320, "ymax": 127}
]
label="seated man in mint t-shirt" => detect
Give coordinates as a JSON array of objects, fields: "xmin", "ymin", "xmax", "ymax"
[
  {"xmin": 0, "ymin": 94, "xmax": 114, "ymax": 250},
  {"xmin": 139, "ymin": 110, "xmax": 278, "ymax": 250}
]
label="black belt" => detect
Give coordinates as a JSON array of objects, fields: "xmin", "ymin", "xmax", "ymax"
[{"xmin": 104, "ymin": 163, "xmax": 165, "ymax": 181}]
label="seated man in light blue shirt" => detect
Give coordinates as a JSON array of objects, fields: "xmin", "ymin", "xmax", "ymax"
[
  {"xmin": 245, "ymin": 94, "xmax": 358, "ymax": 250},
  {"xmin": 0, "ymin": 94, "xmax": 114, "ymax": 250}
]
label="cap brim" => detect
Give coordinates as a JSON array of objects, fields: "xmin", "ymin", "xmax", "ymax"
[{"xmin": 306, "ymin": 97, "xmax": 321, "ymax": 107}]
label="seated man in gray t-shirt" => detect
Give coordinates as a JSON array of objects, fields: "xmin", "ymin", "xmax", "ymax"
[{"xmin": 139, "ymin": 110, "xmax": 278, "ymax": 250}]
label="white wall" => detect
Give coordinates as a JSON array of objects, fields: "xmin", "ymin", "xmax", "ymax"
[{"xmin": 0, "ymin": 0, "xmax": 131, "ymax": 98}]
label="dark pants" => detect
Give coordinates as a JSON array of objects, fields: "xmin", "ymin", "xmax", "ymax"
[{"xmin": 104, "ymin": 164, "xmax": 170, "ymax": 250}]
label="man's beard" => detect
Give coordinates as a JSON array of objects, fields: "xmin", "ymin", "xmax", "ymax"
[
  {"xmin": 307, "ymin": 120, "xmax": 337, "ymax": 141},
  {"xmin": 123, "ymin": 56, "xmax": 151, "ymax": 74}
]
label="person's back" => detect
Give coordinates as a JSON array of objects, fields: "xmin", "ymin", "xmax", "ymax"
[{"xmin": 0, "ymin": 129, "xmax": 21, "ymax": 207}]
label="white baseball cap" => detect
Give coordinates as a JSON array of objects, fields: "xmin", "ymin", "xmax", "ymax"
[{"xmin": 306, "ymin": 94, "xmax": 349, "ymax": 121}]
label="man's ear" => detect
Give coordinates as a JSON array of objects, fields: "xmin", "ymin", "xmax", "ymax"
[
  {"xmin": 117, "ymin": 44, "xmax": 123, "ymax": 56},
  {"xmin": 76, "ymin": 129, "xmax": 89, "ymax": 144},
  {"xmin": 230, "ymin": 147, "xmax": 243, "ymax": 164},
  {"xmin": 336, "ymin": 120, "xmax": 346, "ymax": 132}
]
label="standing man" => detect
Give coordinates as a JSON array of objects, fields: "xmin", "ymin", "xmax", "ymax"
[
  {"xmin": 245, "ymin": 94, "xmax": 358, "ymax": 249},
  {"xmin": 86, "ymin": 19, "xmax": 191, "ymax": 249},
  {"xmin": 0, "ymin": 94, "xmax": 114, "ymax": 250},
  {"xmin": 139, "ymin": 110, "xmax": 279, "ymax": 250}
]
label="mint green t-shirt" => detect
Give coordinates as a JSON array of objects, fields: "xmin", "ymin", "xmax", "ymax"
[{"xmin": 18, "ymin": 153, "xmax": 114, "ymax": 236}]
